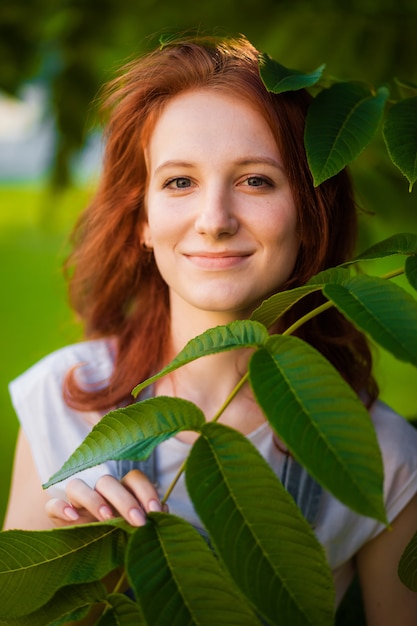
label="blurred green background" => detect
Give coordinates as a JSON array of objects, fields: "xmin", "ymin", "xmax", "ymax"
[{"xmin": 1, "ymin": 0, "xmax": 416, "ymax": 527}]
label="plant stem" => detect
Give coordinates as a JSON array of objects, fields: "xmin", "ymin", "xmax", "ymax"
[
  {"xmin": 381, "ymin": 267, "xmax": 404, "ymax": 280},
  {"xmin": 211, "ymin": 372, "xmax": 250, "ymax": 423},
  {"xmin": 112, "ymin": 568, "xmax": 129, "ymax": 595},
  {"xmin": 283, "ymin": 300, "xmax": 333, "ymax": 336},
  {"xmin": 161, "ymin": 460, "xmax": 186, "ymax": 505},
  {"xmin": 161, "ymin": 372, "xmax": 249, "ymax": 504},
  {"xmin": 107, "ymin": 568, "xmax": 129, "ymax": 616}
]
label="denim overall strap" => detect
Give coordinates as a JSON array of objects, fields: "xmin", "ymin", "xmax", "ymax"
[
  {"xmin": 281, "ymin": 454, "xmax": 322, "ymax": 527},
  {"xmin": 115, "ymin": 452, "xmax": 158, "ymax": 488}
]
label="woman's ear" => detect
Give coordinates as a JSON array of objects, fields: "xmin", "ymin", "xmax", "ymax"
[{"xmin": 139, "ymin": 222, "xmax": 153, "ymax": 249}]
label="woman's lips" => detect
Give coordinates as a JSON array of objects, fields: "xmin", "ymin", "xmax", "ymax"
[{"xmin": 184, "ymin": 251, "xmax": 252, "ymax": 269}]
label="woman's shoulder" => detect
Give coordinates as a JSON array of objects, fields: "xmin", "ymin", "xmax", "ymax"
[
  {"xmin": 9, "ymin": 338, "xmax": 116, "ymax": 404},
  {"xmin": 369, "ymin": 398, "xmax": 417, "ymax": 451},
  {"xmin": 8, "ymin": 338, "xmax": 118, "ymax": 495},
  {"xmin": 369, "ymin": 399, "xmax": 417, "ymax": 503}
]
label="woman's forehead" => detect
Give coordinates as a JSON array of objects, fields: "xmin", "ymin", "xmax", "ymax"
[{"xmin": 144, "ymin": 89, "xmax": 282, "ymax": 169}]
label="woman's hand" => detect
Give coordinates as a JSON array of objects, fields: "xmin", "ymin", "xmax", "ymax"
[{"xmin": 45, "ymin": 469, "xmax": 168, "ymax": 527}]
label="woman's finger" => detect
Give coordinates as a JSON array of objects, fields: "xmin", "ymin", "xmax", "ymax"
[
  {"xmin": 65, "ymin": 477, "xmax": 117, "ymax": 521},
  {"xmin": 95, "ymin": 470, "xmax": 162, "ymax": 526},
  {"xmin": 120, "ymin": 469, "xmax": 163, "ymax": 514},
  {"xmin": 123, "ymin": 469, "xmax": 169, "ymax": 513},
  {"xmin": 45, "ymin": 496, "xmax": 97, "ymax": 526}
]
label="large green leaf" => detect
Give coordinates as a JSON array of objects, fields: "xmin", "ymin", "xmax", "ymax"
[
  {"xmin": 0, "ymin": 581, "xmax": 107, "ymax": 626},
  {"xmin": 44, "ymin": 396, "xmax": 205, "ymax": 488},
  {"xmin": 249, "ymin": 335, "xmax": 386, "ymax": 523},
  {"xmin": 259, "ymin": 53, "xmax": 325, "ymax": 93},
  {"xmin": 126, "ymin": 514, "xmax": 260, "ymax": 626},
  {"xmin": 305, "ymin": 82, "xmax": 389, "ymax": 185},
  {"xmin": 398, "ymin": 531, "xmax": 417, "ymax": 592},
  {"xmin": 383, "ymin": 96, "xmax": 417, "ymax": 190},
  {"xmin": 96, "ymin": 593, "xmax": 147, "ymax": 626},
  {"xmin": 323, "ymin": 275, "xmax": 417, "ymax": 367},
  {"xmin": 132, "ymin": 321, "xmax": 268, "ymax": 396},
  {"xmin": 186, "ymin": 423, "xmax": 334, "ymax": 626},
  {"xmin": 349, "ymin": 232, "xmax": 417, "ymax": 263},
  {"xmin": 0, "ymin": 523, "xmax": 128, "ymax": 618},
  {"xmin": 250, "ymin": 284, "xmax": 323, "ymax": 327}
]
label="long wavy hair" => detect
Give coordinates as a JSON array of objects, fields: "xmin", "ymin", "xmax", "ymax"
[{"xmin": 64, "ymin": 34, "xmax": 378, "ymax": 411}]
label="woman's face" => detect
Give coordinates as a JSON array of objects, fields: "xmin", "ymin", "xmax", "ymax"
[{"xmin": 143, "ymin": 89, "xmax": 299, "ymax": 320}]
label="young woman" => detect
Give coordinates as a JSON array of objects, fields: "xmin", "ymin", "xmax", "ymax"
[{"xmin": 4, "ymin": 35, "xmax": 417, "ymax": 624}]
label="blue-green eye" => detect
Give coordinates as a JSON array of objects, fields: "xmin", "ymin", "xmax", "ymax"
[
  {"xmin": 246, "ymin": 176, "xmax": 269, "ymax": 187},
  {"xmin": 165, "ymin": 177, "xmax": 192, "ymax": 189}
]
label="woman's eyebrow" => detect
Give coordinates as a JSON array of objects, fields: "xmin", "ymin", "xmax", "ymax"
[
  {"xmin": 235, "ymin": 156, "xmax": 285, "ymax": 172},
  {"xmin": 154, "ymin": 160, "xmax": 195, "ymax": 176}
]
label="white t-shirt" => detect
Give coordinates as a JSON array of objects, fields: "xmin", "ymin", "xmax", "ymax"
[{"xmin": 9, "ymin": 339, "xmax": 417, "ymax": 605}]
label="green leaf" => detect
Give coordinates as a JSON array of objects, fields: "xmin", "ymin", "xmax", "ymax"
[
  {"xmin": 0, "ymin": 581, "xmax": 106, "ymax": 626},
  {"xmin": 307, "ymin": 267, "xmax": 352, "ymax": 285},
  {"xmin": 323, "ymin": 275, "xmax": 417, "ymax": 367},
  {"xmin": 250, "ymin": 284, "xmax": 323, "ymax": 328},
  {"xmin": 186, "ymin": 423, "xmax": 335, "ymax": 626},
  {"xmin": 0, "ymin": 523, "xmax": 128, "ymax": 618},
  {"xmin": 249, "ymin": 335, "xmax": 386, "ymax": 523},
  {"xmin": 305, "ymin": 82, "xmax": 389, "ymax": 185},
  {"xmin": 133, "ymin": 321, "xmax": 268, "ymax": 396},
  {"xmin": 96, "ymin": 593, "xmax": 147, "ymax": 626},
  {"xmin": 383, "ymin": 97, "xmax": 417, "ymax": 190},
  {"xmin": 44, "ymin": 396, "xmax": 205, "ymax": 487},
  {"xmin": 350, "ymin": 232, "xmax": 417, "ymax": 263},
  {"xmin": 126, "ymin": 514, "xmax": 260, "ymax": 626},
  {"xmin": 398, "ymin": 530, "xmax": 417, "ymax": 592},
  {"xmin": 259, "ymin": 53, "xmax": 325, "ymax": 93},
  {"xmin": 405, "ymin": 255, "xmax": 417, "ymax": 290}
]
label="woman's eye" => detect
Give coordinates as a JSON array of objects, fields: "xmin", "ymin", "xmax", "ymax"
[
  {"xmin": 165, "ymin": 177, "xmax": 192, "ymax": 189},
  {"xmin": 244, "ymin": 176, "xmax": 271, "ymax": 187}
]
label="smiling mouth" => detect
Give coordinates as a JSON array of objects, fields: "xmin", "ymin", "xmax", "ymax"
[{"xmin": 184, "ymin": 252, "xmax": 252, "ymax": 269}]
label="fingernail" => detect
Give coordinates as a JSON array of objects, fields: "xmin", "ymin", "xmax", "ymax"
[
  {"xmin": 64, "ymin": 506, "xmax": 79, "ymax": 521},
  {"xmin": 99, "ymin": 505, "xmax": 114, "ymax": 520},
  {"xmin": 129, "ymin": 507, "xmax": 145, "ymax": 526},
  {"xmin": 149, "ymin": 499, "xmax": 162, "ymax": 512}
]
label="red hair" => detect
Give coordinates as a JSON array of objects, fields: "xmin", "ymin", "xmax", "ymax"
[{"xmin": 64, "ymin": 35, "xmax": 377, "ymax": 410}]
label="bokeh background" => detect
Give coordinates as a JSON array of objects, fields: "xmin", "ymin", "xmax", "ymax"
[{"xmin": 1, "ymin": 0, "xmax": 417, "ymax": 527}]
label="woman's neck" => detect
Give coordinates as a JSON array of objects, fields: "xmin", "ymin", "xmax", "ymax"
[{"xmin": 167, "ymin": 293, "xmax": 252, "ymax": 353}]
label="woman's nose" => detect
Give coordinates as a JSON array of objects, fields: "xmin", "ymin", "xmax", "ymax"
[{"xmin": 194, "ymin": 188, "xmax": 238, "ymax": 238}]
